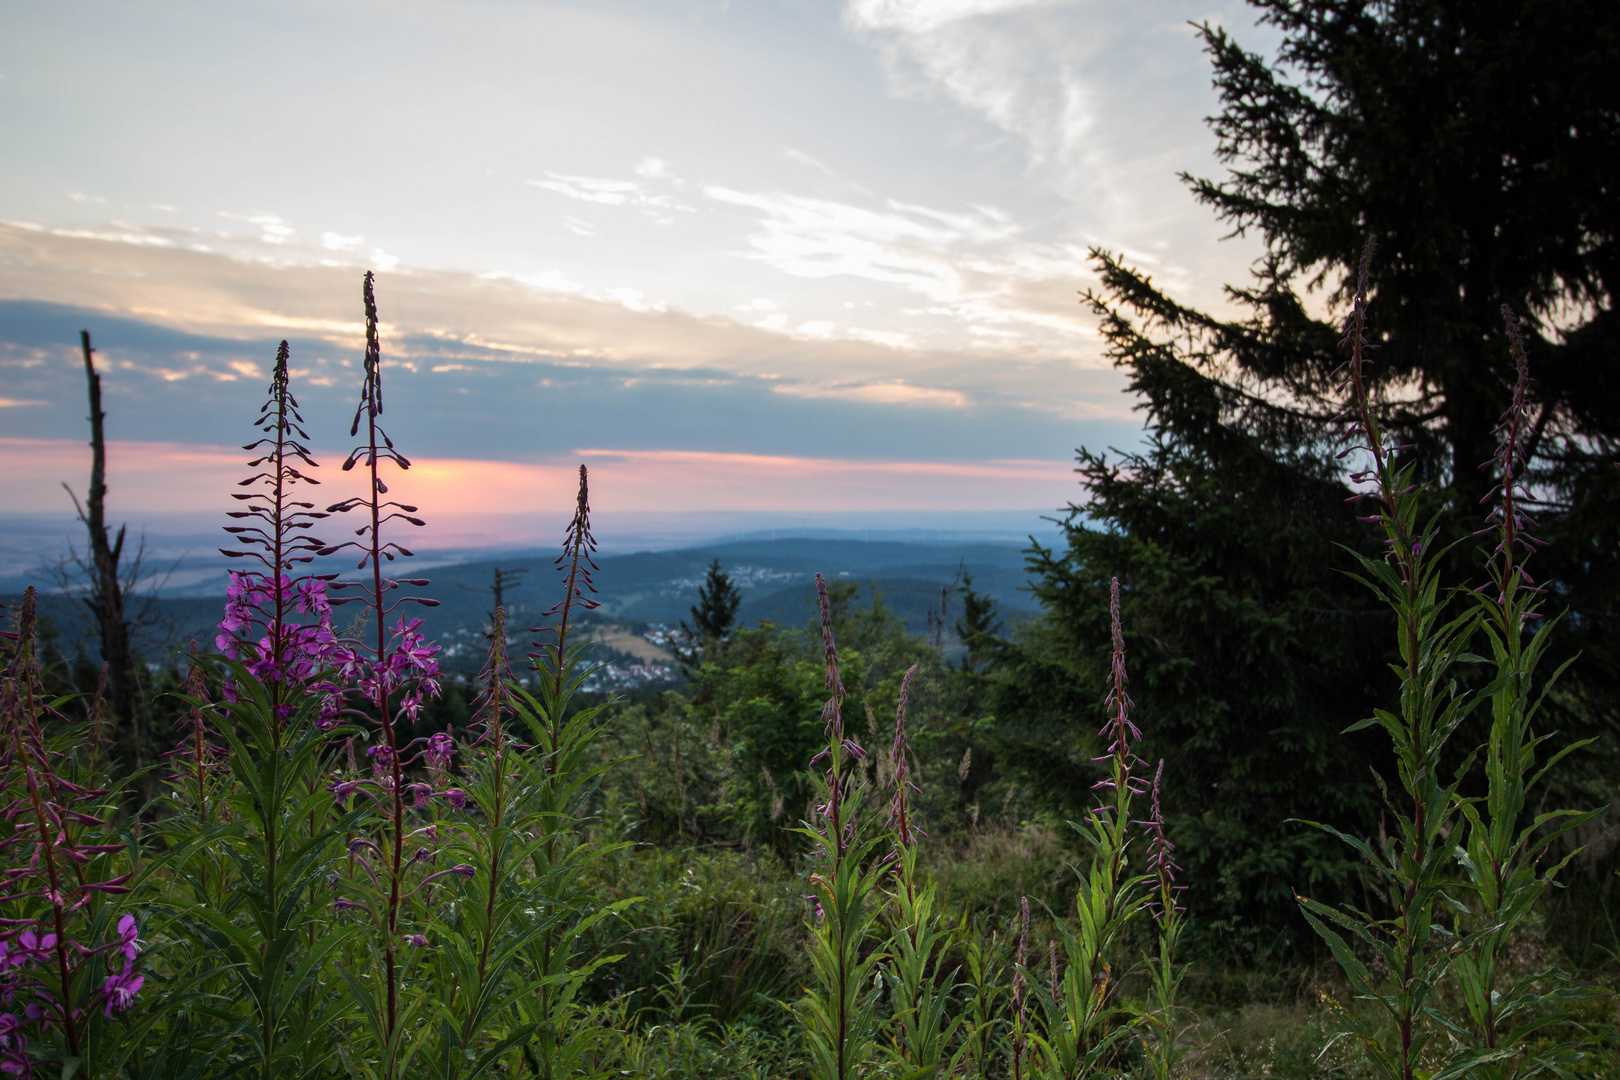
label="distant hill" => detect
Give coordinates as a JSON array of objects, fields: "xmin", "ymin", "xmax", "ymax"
[{"xmin": 4, "ymin": 536, "xmax": 1040, "ymax": 673}]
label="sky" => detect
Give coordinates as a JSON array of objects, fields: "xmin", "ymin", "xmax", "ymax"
[{"xmin": 0, "ymin": 0, "xmax": 1276, "ymax": 558}]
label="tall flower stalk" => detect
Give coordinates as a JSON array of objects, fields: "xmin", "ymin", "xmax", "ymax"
[
  {"xmin": 1296, "ymin": 239, "xmax": 1493, "ymax": 1080},
  {"xmin": 0, "ymin": 588, "xmax": 144, "ymax": 1075},
  {"xmin": 797, "ymin": 574, "xmax": 885, "ymax": 1080},
  {"xmin": 1138, "ymin": 760, "xmax": 1185, "ymax": 1080},
  {"xmin": 505, "ymin": 466, "xmax": 634, "ymax": 1079},
  {"xmin": 1448, "ymin": 305, "xmax": 1602, "ymax": 1075},
  {"xmin": 218, "ymin": 339, "xmax": 337, "ymax": 720},
  {"xmin": 1032, "ymin": 577, "xmax": 1152, "ymax": 1079},
  {"xmin": 880, "ymin": 665, "xmax": 963, "ymax": 1078},
  {"xmin": 321, "ymin": 272, "xmax": 442, "ymax": 1078}
]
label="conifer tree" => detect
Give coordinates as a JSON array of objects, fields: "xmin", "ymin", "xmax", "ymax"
[
  {"xmin": 987, "ymin": 0, "xmax": 1620, "ymax": 953},
  {"xmin": 686, "ymin": 559, "xmax": 742, "ymax": 643}
]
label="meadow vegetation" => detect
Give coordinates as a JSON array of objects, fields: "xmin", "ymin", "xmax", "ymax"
[
  {"xmin": 6, "ymin": 3, "xmax": 1620, "ymax": 1074},
  {"xmin": 1, "ymin": 252, "xmax": 1614, "ymax": 1077}
]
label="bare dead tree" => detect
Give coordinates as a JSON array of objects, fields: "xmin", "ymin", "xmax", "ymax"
[
  {"xmin": 459, "ymin": 566, "xmax": 528, "ymax": 638},
  {"xmin": 61, "ymin": 330, "xmax": 143, "ymax": 774}
]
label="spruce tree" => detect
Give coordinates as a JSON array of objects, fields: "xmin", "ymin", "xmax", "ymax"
[
  {"xmin": 987, "ymin": 0, "xmax": 1620, "ymax": 955},
  {"xmin": 687, "ymin": 559, "xmax": 743, "ymax": 643}
]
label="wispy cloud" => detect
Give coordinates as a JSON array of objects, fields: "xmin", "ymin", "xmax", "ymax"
[
  {"xmin": 527, "ymin": 170, "xmax": 696, "ymax": 221},
  {"xmin": 704, "ymin": 184, "xmax": 1091, "ymax": 347},
  {"xmin": 771, "ymin": 379, "xmax": 969, "ymax": 409}
]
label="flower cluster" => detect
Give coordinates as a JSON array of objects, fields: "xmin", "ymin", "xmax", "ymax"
[
  {"xmin": 886, "ymin": 664, "xmax": 922, "ymax": 853},
  {"xmin": 1479, "ymin": 305, "xmax": 1546, "ymax": 602},
  {"xmin": 1136, "ymin": 760, "xmax": 1185, "ymax": 921},
  {"xmin": 217, "ymin": 572, "xmax": 338, "ymax": 681},
  {"xmin": 1093, "ymin": 577, "xmax": 1147, "ymax": 804},
  {"xmin": 0, "ymin": 915, "xmax": 145, "ymax": 1075},
  {"xmin": 809, "ymin": 574, "xmax": 866, "ymax": 854},
  {"xmin": 327, "ymin": 617, "xmax": 442, "ymax": 726},
  {"xmin": 529, "ymin": 465, "xmax": 600, "ymax": 682},
  {"xmin": 216, "ymin": 340, "xmax": 342, "ymax": 712}
]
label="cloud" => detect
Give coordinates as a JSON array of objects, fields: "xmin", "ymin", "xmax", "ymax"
[
  {"xmin": 527, "ymin": 171, "xmax": 696, "ymax": 215},
  {"xmin": 844, "ymin": 0, "xmax": 1061, "ymax": 35},
  {"xmin": 704, "ymin": 184, "xmax": 1092, "ymax": 345},
  {"xmin": 840, "ymin": 0, "xmax": 1263, "ymax": 316},
  {"xmin": 772, "ymin": 379, "xmax": 969, "ymax": 408},
  {"xmin": 0, "ymin": 224, "xmax": 1142, "ymax": 472},
  {"xmin": 220, "ymin": 211, "xmax": 296, "ymax": 245}
]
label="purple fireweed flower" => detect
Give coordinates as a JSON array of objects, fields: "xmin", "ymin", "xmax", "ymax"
[
  {"xmin": 1480, "ymin": 304, "xmax": 1546, "ymax": 607},
  {"xmin": 114, "ymin": 915, "xmax": 141, "ymax": 962},
  {"xmin": 404, "ymin": 783, "xmax": 433, "ymax": 810},
  {"xmin": 101, "ymin": 962, "xmax": 143, "ymax": 1017},
  {"xmin": 440, "ymin": 788, "xmax": 466, "ymax": 810},
  {"xmin": 1096, "ymin": 578, "xmax": 1143, "ymax": 796},
  {"xmin": 1135, "ymin": 760, "xmax": 1185, "ymax": 920},
  {"xmin": 404, "ymin": 934, "xmax": 430, "ymax": 947},
  {"xmin": 330, "ymin": 780, "xmax": 361, "ymax": 806},
  {"xmin": 12, "ymin": 934, "xmax": 54, "ymax": 967},
  {"xmin": 887, "ymin": 665, "xmax": 921, "ymax": 851},
  {"xmin": 424, "ymin": 730, "xmax": 455, "ymax": 774}
]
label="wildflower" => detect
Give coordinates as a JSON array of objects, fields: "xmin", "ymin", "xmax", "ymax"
[
  {"xmin": 440, "ymin": 788, "xmax": 466, "ymax": 810},
  {"xmin": 424, "ymin": 730, "xmax": 455, "ymax": 774},
  {"xmin": 12, "ymin": 934, "xmax": 54, "ymax": 967},
  {"xmin": 101, "ymin": 962, "xmax": 143, "ymax": 1017},
  {"xmin": 404, "ymin": 934, "xmax": 430, "ymax": 947},
  {"xmin": 114, "ymin": 914, "xmax": 141, "ymax": 962}
]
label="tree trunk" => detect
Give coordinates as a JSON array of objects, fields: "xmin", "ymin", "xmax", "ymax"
[{"xmin": 77, "ymin": 331, "xmax": 142, "ymax": 775}]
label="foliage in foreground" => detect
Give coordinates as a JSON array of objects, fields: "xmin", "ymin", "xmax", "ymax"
[{"xmin": 1, "ymin": 251, "xmax": 1613, "ymax": 1079}]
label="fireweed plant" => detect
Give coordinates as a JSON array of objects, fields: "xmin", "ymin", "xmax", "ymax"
[
  {"xmin": 319, "ymin": 270, "xmax": 454, "ymax": 1079},
  {"xmin": 1448, "ymin": 307, "xmax": 1603, "ymax": 1075},
  {"xmin": 879, "ymin": 664, "xmax": 965, "ymax": 1079},
  {"xmin": 1296, "ymin": 243, "xmax": 1602, "ymax": 1079},
  {"xmin": 450, "ymin": 465, "xmax": 631, "ymax": 1080},
  {"xmin": 793, "ymin": 573, "xmax": 1189, "ymax": 1080},
  {"xmin": 0, "ymin": 588, "xmax": 144, "ymax": 1078},
  {"xmin": 138, "ymin": 277, "xmax": 626, "ymax": 1078},
  {"xmin": 149, "ymin": 337, "xmax": 364, "ymax": 1080},
  {"xmin": 796, "ymin": 574, "xmax": 886, "ymax": 1080},
  {"xmin": 1028, "ymin": 577, "xmax": 1165, "ymax": 1080},
  {"xmin": 217, "ymin": 339, "xmax": 340, "ymax": 716}
]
